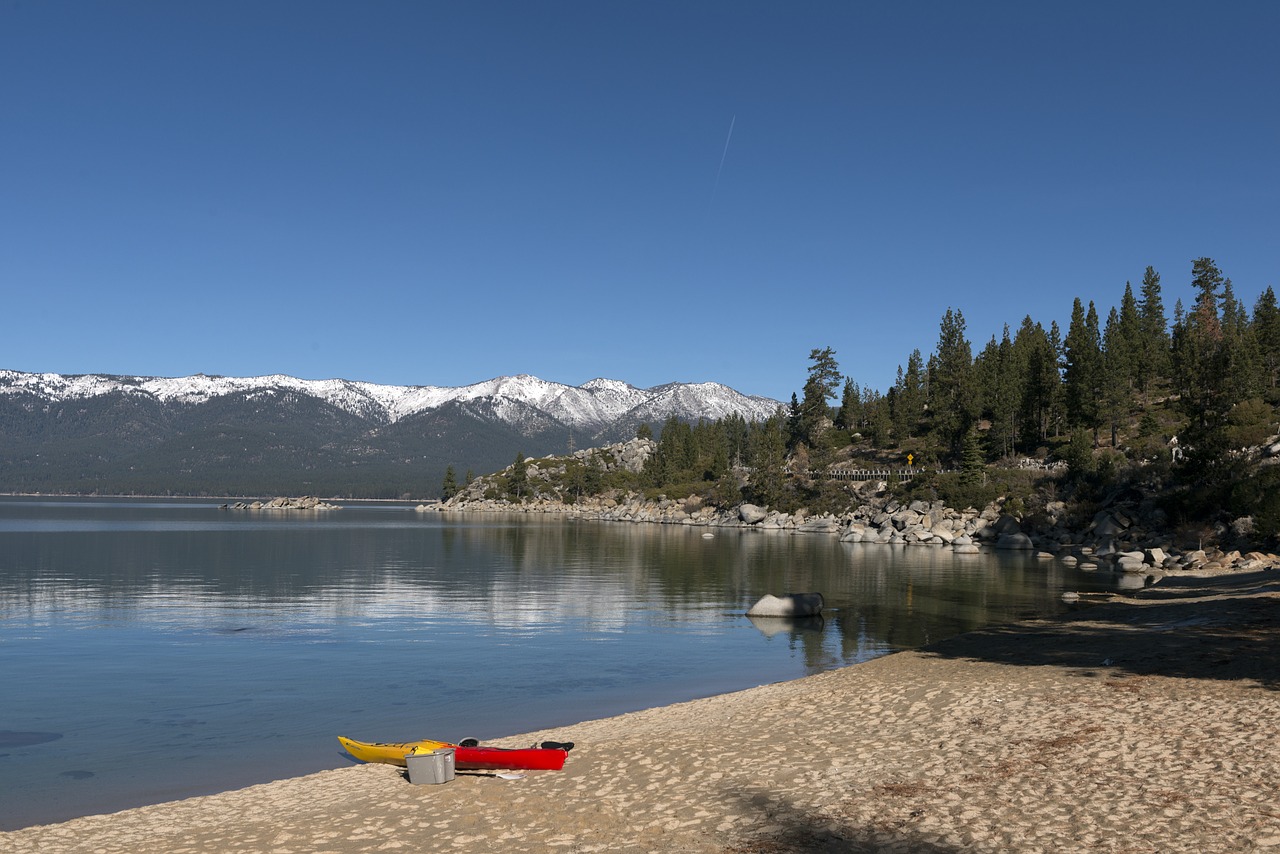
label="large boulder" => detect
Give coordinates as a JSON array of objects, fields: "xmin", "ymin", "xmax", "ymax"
[
  {"xmin": 996, "ymin": 532, "xmax": 1034, "ymax": 551},
  {"xmin": 746, "ymin": 592, "xmax": 825, "ymax": 618},
  {"xmin": 1091, "ymin": 512, "xmax": 1127, "ymax": 539},
  {"xmin": 739, "ymin": 504, "xmax": 768, "ymax": 524},
  {"xmin": 993, "ymin": 515, "xmax": 1024, "ymax": 536},
  {"xmin": 798, "ymin": 517, "xmax": 840, "ymax": 534}
]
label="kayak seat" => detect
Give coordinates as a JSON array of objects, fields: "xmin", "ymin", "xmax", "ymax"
[{"xmin": 537, "ymin": 741, "xmax": 574, "ymax": 752}]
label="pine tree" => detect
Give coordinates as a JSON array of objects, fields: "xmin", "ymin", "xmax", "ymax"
[
  {"xmin": 507, "ymin": 452, "xmax": 528, "ymax": 500},
  {"xmin": 1220, "ymin": 278, "xmax": 1262, "ymax": 404},
  {"xmin": 1116, "ymin": 281, "xmax": 1142, "ymax": 393},
  {"xmin": 1013, "ymin": 317, "xmax": 1058, "ymax": 444},
  {"xmin": 1253, "ymin": 287, "xmax": 1280, "ymax": 391},
  {"xmin": 441, "ymin": 465, "xmax": 459, "ymax": 500},
  {"xmin": 1173, "ymin": 258, "xmax": 1227, "ymax": 428},
  {"xmin": 929, "ymin": 308, "xmax": 976, "ymax": 456},
  {"xmin": 799, "ymin": 347, "xmax": 841, "ymax": 449},
  {"xmin": 1101, "ymin": 308, "xmax": 1131, "ymax": 447},
  {"xmin": 891, "ymin": 350, "xmax": 925, "ymax": 446},
  {"xmin": 786, "ymin": 393, "xmax": 802, "ymax": 450},
  {"xmin": 1063, "ymin": 298, "xmax": 1104, "ymax": 438},
  {"xmin": 979, "ymin": 325, "xmax": 1022, "ymax": 458},
  {"xmin": 1062, "ymin": 428, "xmax": 1095, "ymax": 483},
  {"xmin": 835, "ymin": 378, "xmax": 861, "ymax": 432},
  {"xmin": 958, "ymin": 425, "xmax": 986, "ymax": 487},
  {"xmin": 745, "ymin": 414, "xmax": 787, "ymax": 508},
  {"xmin": 1136, "ymin": 266, "xmax": 1170, "ymax": 398},
  {"xmin": 721, "ymin": 412, "xmax": 750, "ymax": 467},
  {"xmin": 864, "ymin": 388, "xmax": 892, "ymax": 447}
]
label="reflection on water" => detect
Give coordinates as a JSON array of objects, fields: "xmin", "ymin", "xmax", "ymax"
[
  {"xmin": 0, "ymin": 497, "xmax": 1115, "ymax": 828},
  {"xmin": 747, "ymin": 614, "xmax": 826, "ymax": 638}
]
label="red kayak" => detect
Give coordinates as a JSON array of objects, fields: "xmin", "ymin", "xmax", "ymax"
[{"xmin": 338, "ymin": 736, "xmax": 570, "ymax": 771}]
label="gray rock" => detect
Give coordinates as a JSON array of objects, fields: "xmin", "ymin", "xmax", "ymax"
[
  {"xmin": 993, "ymin": 515, "xmax": 1023, "ymax": 536},
  {"xmin": 1091, "ymin": 512, "xmax": 1127, "ymax": 538},
  {"xmin": 1116, "ymin": 555, "xmax": 1147, "ymax": 572},
  {"xmin": 996, "ymin": 532, "xmax": 1034, "ymax": 551},
  {"xmin": 738, "ymin": 504, "xmax": 768, "ymax": 525},
  {"xmin": 892, "ymin": 509, "xmax": 921, "ymax": 529}
]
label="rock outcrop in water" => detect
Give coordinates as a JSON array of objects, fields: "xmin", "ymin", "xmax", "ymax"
[{"xmin": 222, "ymin": 496, "xmax": 340, "ymax": 511}]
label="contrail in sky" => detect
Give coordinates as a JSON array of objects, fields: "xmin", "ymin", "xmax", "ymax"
[{"xmin": 711, "ymin": 114, "xmax": 736, "ymax": 202}]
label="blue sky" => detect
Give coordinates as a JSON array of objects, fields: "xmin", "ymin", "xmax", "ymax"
[{"xmin": 3, "ymin": 1, "xmax": 1277, "ymax": 403}]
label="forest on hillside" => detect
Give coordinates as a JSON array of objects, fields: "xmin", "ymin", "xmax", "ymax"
[{"xmin": 493, "ymin": 258, "xmax": 1280, "ymax": 544}]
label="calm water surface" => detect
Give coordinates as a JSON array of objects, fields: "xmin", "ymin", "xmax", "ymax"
[{"xmin": 0, "ymin": 496, "xmax": 1117, "ymax": 829}]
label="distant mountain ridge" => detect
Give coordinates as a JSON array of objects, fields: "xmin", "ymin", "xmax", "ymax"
[{"xmin": 0, "ymin": 369, "xmax": 781, "ymax": 497}]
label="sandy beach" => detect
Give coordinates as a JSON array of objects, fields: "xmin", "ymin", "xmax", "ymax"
[{"xmin": 5, "ymin": 569, "xmax": 1278, "ymax": 854}]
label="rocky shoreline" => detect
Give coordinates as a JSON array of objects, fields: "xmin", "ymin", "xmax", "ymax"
[{"xmin": 425, "ymin": 439, "xmax": 1280, "ymax": 583}]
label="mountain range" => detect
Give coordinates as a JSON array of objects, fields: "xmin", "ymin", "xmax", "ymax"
[{"xmin": 0, "ymin": 370, "xmax": 781, "ymax": 498}]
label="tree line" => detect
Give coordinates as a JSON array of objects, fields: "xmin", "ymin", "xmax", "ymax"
[{"xmin": 460, "ymin": 257, "xmax": 1280, "ymax": 538}]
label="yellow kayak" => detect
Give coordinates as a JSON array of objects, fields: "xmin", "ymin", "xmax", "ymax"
[{"xmin": 338, "ymin": 736, "xmax": 451, "ymax": 766}]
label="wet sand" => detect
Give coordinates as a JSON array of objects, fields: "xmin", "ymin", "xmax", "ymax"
[{"xmin": 6, "ymin": 570, "xmax": 1279, "ymax": 853}]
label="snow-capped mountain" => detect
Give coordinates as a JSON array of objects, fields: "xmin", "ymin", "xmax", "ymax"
[
  {"xmin": 0, "ymin": 370, "xmax": 779, "ymax": 433},
  {"xmin": 0, "ymin": 369, "xmax": 782, "ymax": 497}
]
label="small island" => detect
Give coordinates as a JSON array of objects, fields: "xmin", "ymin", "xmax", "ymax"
[{"xmin": 220, "ymin": 496, "xmax": 340, "ymax": 511}]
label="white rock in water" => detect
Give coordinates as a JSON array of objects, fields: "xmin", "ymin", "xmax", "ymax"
[{"xmin": 746, "ymin": 592, "xmax": 824, "ymax": 617}]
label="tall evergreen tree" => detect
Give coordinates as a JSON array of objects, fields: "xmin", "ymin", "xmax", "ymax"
[
  {"xmin": 1063, "ymin": 298, "xmax": 1104, "ymax": 438},
  {"xmin": 1173, "ymin": 258, "xmax": 1227, "ymax": 428},
  {"xmin": 1220, "ymin": 278, "xmax": 1262, "ymax": 404},
  {"xmin": 1136, "ymin": 265, "xmax": 1170, "ymax": 398},
  {"xmin": 986, "ymin": 325, "xmax": 1023, "ymax": 458},
  {"xmin": 745, "ymin": 413, "xmax": 788, "ymax": 508},
  {"xmin": 1115, "ymin": 281, "xmax": 1142, "ymax": 393},
  {"xmin": 721, "ymin": 412, "xmax": 750, "ymax": 467},
  {"xmin": 864, "ymin": 388, "xmax": 892, "ymax": 447},
  {"xmin": 974, "ymin": 326, "xmax": 1023, "ymax": 459},
  {"xmin": 798, "ymin": 347, "xmax": 841, "ymax": 450},
  {"xmin": 1101, "ymin": 308, "xmax": 1130, "ymax": 447},
  {"xmin": 786, "ymin": 393, "xmax": 802, "ymax": 450},
  {"xmin": 1253, "ymin": 287, "xmax": 1280, "ymax": 391},
  {"xmin": 891, "ymin": 349, "xmax": 926, "ymax": 446},
  {"xmin": 1047, "ymin": 320, "xmax": 1066, "ymax": 437},
  {"xmin": 1013, "ymin": 317, "xmax": 1059, "ymax": 444},
  {"xmin": 929, "ymin": 308, "xmax": 976, "ymax": 455},
  {"xmin": 835, "ymin": 378, "xmax": 861, "ymax": 432}
]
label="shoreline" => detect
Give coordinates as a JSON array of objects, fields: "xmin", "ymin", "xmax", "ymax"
[{"xmin": 7, "ymin": 570, "xmax": 1277, "ymax": 853}]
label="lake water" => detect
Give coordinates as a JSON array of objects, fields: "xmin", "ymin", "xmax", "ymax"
[{"xmin": 0, "ymin": 496, "xmax": 1117, "ymax": 829}]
